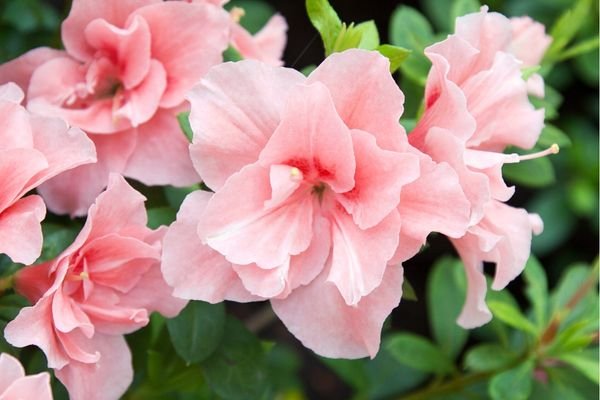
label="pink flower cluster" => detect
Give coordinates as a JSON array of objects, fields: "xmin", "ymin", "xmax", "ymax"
[
  {"xmin": 0, "ymin": 353, "xmax": 52, "ymax": 400},
  {"xmin": 0, "ymin": 1, "xmax": 553, "ymax": 399}
]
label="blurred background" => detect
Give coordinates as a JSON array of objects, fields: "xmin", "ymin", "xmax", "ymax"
[{"xmin": 0, "ymin": 0, "xmax": 597, "ymax": 399}]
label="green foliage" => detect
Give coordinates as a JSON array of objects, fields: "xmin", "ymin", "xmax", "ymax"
[
  {"xmin": 177, "ymin": 112, "xmax": 193, "ymax": 142},
  {"xmin": 502, "ymin": 154, "xmax": 556, "ymax": 188},
  {"xmin": 387, "ymin": 333, "xmax": 454, "ymax": 374},
  {"xmin": 488, "ymin": 359, "xmax": 535, "ymax": 400},
  {"xmin": 427, "ymin": 257, "xmax": 469, "ymax": 360},
  {"xmin": 167, "ymin": 301, "xmax": 226, "ymax": 364}
]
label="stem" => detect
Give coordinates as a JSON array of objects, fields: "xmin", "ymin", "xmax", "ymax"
[
  {"xmin": 245, "ymin": 305, "xmax": 277, "ymax": 333},
  {"xmin": 397, "ymin": 371, "xmax": 493, "ymax": 400}
]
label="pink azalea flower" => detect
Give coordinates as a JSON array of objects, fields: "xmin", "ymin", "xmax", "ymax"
[
  {"xmin": 4, "ymin": 174, "xmax": 186, "ymax": 400},
  {"xmin": 0, "ymin": 353, "xmax": 53, "ymax": 400},
  {"xmin": 409, "ymin": 7, "xmax": 547, "ymax": 328},
  {"xmin": 162, "ymin": 49, "xmax": 470, "ymax": 358},
  {"xmin": 0, "ymin": 83, "xmax": 95, "ymax": 264},
  {"xmin": 0, "ymin": 0, "xmax": 233, "ymax": 216}
]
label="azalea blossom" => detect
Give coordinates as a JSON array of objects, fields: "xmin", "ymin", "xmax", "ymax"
[
  {"xmin": 0, "ymin": 82, "xmax": 95, "ymax": 264},
  {"xmin": 0, "ymin": 353, "xmax": 53, "ymax": 400},
  {"xmin": 409, "ymin": 7, "xmax": 548, "ymax": 328},
  {"xmin": 5, "ymin": 174, "xmax": 186, "ymax": 400},
  {"xmin": 0, "ymin": 0, "xmax": 233, "ymax": 216},
  {"xmin": 162, "ymin": 49, "xmax": 470, "ymax": 358}
]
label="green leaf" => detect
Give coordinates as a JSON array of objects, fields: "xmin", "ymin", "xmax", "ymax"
[
  {"xmin": 488, "ymin": 300, "xmax": 538, "ymax": 336},
  {"xmin": 319, "ymin": 358, "xmax": 369, "ymax": 392},
  {"xmin": 163, "ymin": 185, "xmax": 201, "ymax": 211},
  {"xmin": 502, "ymin": 155, "xmax": 555, "ymax": 188},
  {"xmin": 223, "ymin": 46, "xmax": 243, "ymax": 62},
  {"xmin": 489, "ymin": 360, "xmax": 535, "ymax": 400},
  {"xmin": 556, "ymin": 35, "xmax": 600, "ymax": 61},
  {"xmin": 306, "ymin": 0, "xmax": 342, "ymax": 55},
  {"xmin": 354, "ymin": 20, "xmax": 380, "ymax": 50},
  {"xmin": 464, "ymin": 344, "xmax": 518, "ymax": 372},
  {"xmin": 177, "ymin": 112, "xmax": 193, "ymax": 142},
  {"xmin": 0, "ymin": 294, "xmax": 28, "ymax": 321},
  {"xmin": 557, "ymin": 349, "xmax": 599, "ymax": 384},
  {"xmin": 529, "ymin": 85, "xmax": 563, "ymax": 120},
  {"xmin": 376, "ymin": 44, "xmax": 411, "ymax": 73},
  {"xmin": 427, "ymin": 257, "xmax": 468, "ymax": 360},
  {"xmin": 300, "ymin": 65, "xmax": 317, "ymax": 76},
  {"xmin": 522, "ymin": 65, "xmax": 541, "ymax": 80},
  {"xmin": 39, "ymin": 223, "xmax": 80, "ymax": 262},
  {"xmin": 529, "ymin": 188, "xmax": 576, "ymax": 255},
  {"xmin": 389, "ymin": 5, "xmax": 434, "ymax": 85},
  {"xmin": 546, "ymin": 0, "xmax": 593, "ymax": 60},
  {"xmin": 402, "ymin": 277, "xmax": 418, "ymax": 301},
  {"xmin": 567, "ymin": 178, "xmax": 597, "ymax": 217},
  {"xmin": 537, "ymin": 124, "xmax": 572, "ymax": 149},
  {"xmin": 226, "ymin": 0, "xmax": 275, "ymax": 34},
  {"xmin": 522, "ymin": 256, "xmax": 548, "ymax": 329},
  {"xmin": 167, "ymin": 301, "xmax": 226, "ymax": 364},
  {"xmin": 147, "ymin": 207, "xmax": 176, "ymax": 229},
  {"xmin": 386, "ymin": 333, "xmax": 454, "ymax": 374},
  {"xmin": 450, "ymin": 0, "xmax": 480, "ymax": 27},
  {"xmin": 202, "ymin": 317, "xmax": 270, "ymax": 400}
]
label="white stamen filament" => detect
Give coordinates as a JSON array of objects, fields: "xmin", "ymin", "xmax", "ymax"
[{"xmin": 505, "ymin": 144, "xmax": 560, "ymax": 163}]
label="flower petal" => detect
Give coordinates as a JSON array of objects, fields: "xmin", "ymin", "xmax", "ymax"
[{"xmin": 0, "ymin": 195, "xmax": 45, "ymax": 265}]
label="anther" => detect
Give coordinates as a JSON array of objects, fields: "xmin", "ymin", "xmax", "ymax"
[
  {"xmin": 505, "ymin": 144, "xmax": 560, "ymax": 163},
  {"xmin": 230, "ymin": 7, "xmax": 245, "ymax": 22}
]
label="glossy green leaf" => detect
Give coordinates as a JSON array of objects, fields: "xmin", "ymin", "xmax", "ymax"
[
  {"xmin": 567, "ymin": 179, "xmax": 597, "ymax": 217},
  {"xmin": 530, "ymin": 85, "xmax": 563, "ymax": 120},
  {"xmin": 488, "ymin": 300, "xmax": 538, "ymax": 335},
  {"xmin": 0, "ymin": 294, "xmax": 28, "ymax": 321},
  {"xmin": 202, "ymin": 317, "xmax": 270, "ymax": 400},
  {"xmin": 223, "ymin": 46, "xmax": 243, "ymax": 62},
  {"xmin": 386, "ymin": 333, "xmax": 454, "ymax": 374},
  {"xmin": 320, "ymin": 358, "xmax": 369, "ymax": 391},
  {"xmin": 427, "ymin": 257, "xmax": 468, "ymax": 359},
  {"xmin": 489, "ymin": 360, "xmax": 535, "ymax": 400},
  {"xmin": 402, "ymin": 277, "xmax": 418, "ymax": 301},
  {"xmin": 522, "ymin": 256, "xmax": 548, "ymax": 329},
  {"xmin": 167, "ymin": 301, "xmax": 226, "ymax": 364},
  {"xmin": 177, "ymin": 112, "xmax": 193, "ymax": 142},
  {"xmin": 39, "ymin": 223, "xmax": 80, "ymax": 262},
  {"xmin": 377, "ymin": 44, "xmax": 411, "ymax": 73},
  {"xmin": 464, "ymin": 344, "xmax": 518, "ymax": 372},
  {"xmin": 557, "ymin": 35, "xmax": 600, "ymax": 61},
  {"xmin": 354, "ymin": 20, "xmax": 380, "ymax": 50},
  {"xmin": 536, "ymin": 124, "xmax": 572, "ymax": 148},
  {"xmin": 306, "ymin": 0, "xmax": 342, "ymax": 55},
  {"xmin": 163, "ymin": 185, "xmax": 201, "ymax": 211},
  {"xmin": 557, "ymin": 349, "xmax": 599, "ymax": 384},
  {"xmin": 546, "ymin": 0, "xmax": 593, "ymax": 60},
  {"xmin": 529, "ymin": 188, "xmax": 576, "ymax": 255},
  {"xmin": 502, "ymin": 155, "xmax": 555, "ymax": 187},
  {"xmin": 147, "ymin": 207, "xmax": 176, "ymax": 229},
  {"xmin": 389, "ymin": 5, "xmax": 434, "ymax": 85}
]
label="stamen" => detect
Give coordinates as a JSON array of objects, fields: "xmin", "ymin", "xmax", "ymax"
[
  {"xmin": 66, "ymin": 271, "xmax": 90, "ymax": 281},
  {"xmin": 230, "ymin": 7, "xmax": 245, "ymax": 22},
  {"xmin": 289, "ymin": 167, "xmax": 302, "ymax": 181},
  {"xmin": 505, "ymin": 144, "xmax": 560, "ymax": 163}
]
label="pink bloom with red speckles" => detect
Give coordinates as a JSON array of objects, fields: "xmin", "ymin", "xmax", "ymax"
[
  {"xmin": 162, "ymin": 49, "xmax": 470, "ymax": 358},
  {"xmin": 5, "ymin": 174, "xmax": 186, "ymax": 400},
  {"xmin": 0, "ymin": 353, "xmax": 53, "ymax": 400},
  {"xmin": 409, "ymin": 7, "xmax": 546, "ymax": 328},
  {"xmin": 0, "ymin": 83, "xmax": 95, "ymax": 265}
]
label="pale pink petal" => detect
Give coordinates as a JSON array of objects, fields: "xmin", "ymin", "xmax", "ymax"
[
  {"xmin": 464, "ymin": 149, "xmax": 516, "ymax": 202},
  {"xmin": 52, "ymin": 287, "xmax": 94, "ymax": 337},
  {"xmin": 0, "ymin": 195, "xmax": 46, "ymax": 265},
  {"xmin": 187, "ymin": 60, "xmax": 304, "ymax": 190},
  {"xmin": 62, "ymin": 0, "xmax": 160, "ymax": 61},
  {"xmin": 259, "ymin": 82, "xmax": 356, "ymax": 193},
  {"xmin": 38, "ymin": 131, "xmax": 136, "ymax": 217},
  {"xmin": 55, "ymin": 329, "xmax": 100, "ymax": 365},
  {"xmin": 0, "ymin": 47, "xmax": 65, "ymax": 93},
  {"xmin": 199, "ymin": 164, "xmax": 314, "ymax": 269},
  {"xmin": 526, "ymin": 73, "xmax": 545, "ymax": 98},
  {"xmin": 338, "ymin": 130, "xmax": 419, "ymax": 229},
  {"xmin": 461, "ymin": 51, "xmax": 544, "ymax": 151},
  {"xmin": 307, "ymin": 49, "xmax": 407, "ymax": 151},
  {"xmin": 84, "ymin": 15, "xmax": 151, "ymax": 89},
  {"xmin": 529, "ymin": 213, "xmax": 544, "ymax": 235},
  {"xmin": 452, "ymin": 234, "xmax": 492, "ymax": 328},
  {"xmin": 78, "ymin": 298, "xmax": 148, "ymax": 335},
  {"xmin": 264, "ymin": 164, "xmax": 304, "ymax": 209},
  {"xmin": 398, "ymin": 156, "xmax": 471, "ymax": 246},
  {"xmin": 162, "ymin": 190, "xmax": 259, "ymax": 303},
  {"xmin": 272, "ymin": 264, "xmax": 404, "ymax": 359},
  {"xmin": 230, "ymin": 14, "xmax": 287, "ymax": 66},
  {"xmin": 4, "ymin": 296, "xmax": 70, "ymax": 369},
  {"xmin": 25, "ymin": 116, "xmax": 97, "ymax": 190},
  {"xmin": 509, "ymin": 16, "xmax": 552, "ymax": 67},
  {"xmin": 55, "ymin": 334, "xmax": 133, "ymax": 400},
  {"xmin": 0, "ymin": 353, "xmax": 25, "ymax": 393},
  {"xmin": 0, "ymin": 148, "xmax": 47, "ymax": 212},
  {"xmin": 14, "ymin": 261, "xmax": 54, "ymax": 303},
  {"xmin": 454, "ymin": 6, "xmax": 512, "ymax": 74},
  {"xmin": 112, "ymin": 60, "xmax": 167, "ymax": 128},
  {"xmin": 0, "ymin": 82, "xmax": 24, "ymax": 103},
  {"xmin": 132, "ymin": 1, "xmax": 230, "ymax": 107},
  {"xmin": 0, "ymin": 371, "xmax": 52, "ymax": 400},
  {"xmin": 233, "ymin": 260, "xmax": 290, "ymax": 298},
  {"xmin": 122, "ymin": 110, "xmax": 200, "ymax": 186},
  {"xmin": 82, "ymin": 235, "xmax": 159, "ymax": 273},
  {"xmin": 328, "ymin": 208, "xmax": 401, "ymax": 305}
]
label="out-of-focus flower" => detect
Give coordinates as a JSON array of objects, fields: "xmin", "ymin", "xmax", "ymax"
[
  {"xmin": 0, "ymin": 0, "xmax": 232, "ymax": 216},
  {"xmin": 0, "ymin": 82, "xmax": 95, "ymax": 264},
  {"xmin": 0, "ymin": 353, "xmax": 53, "ymax": 400},
  {"xmin": 5, "ymin": 174, "xmax": 186, "ymax": 400},
  {"xmin": 162, "ymin": 49, "xmax": 470, "ymax": 358}
]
